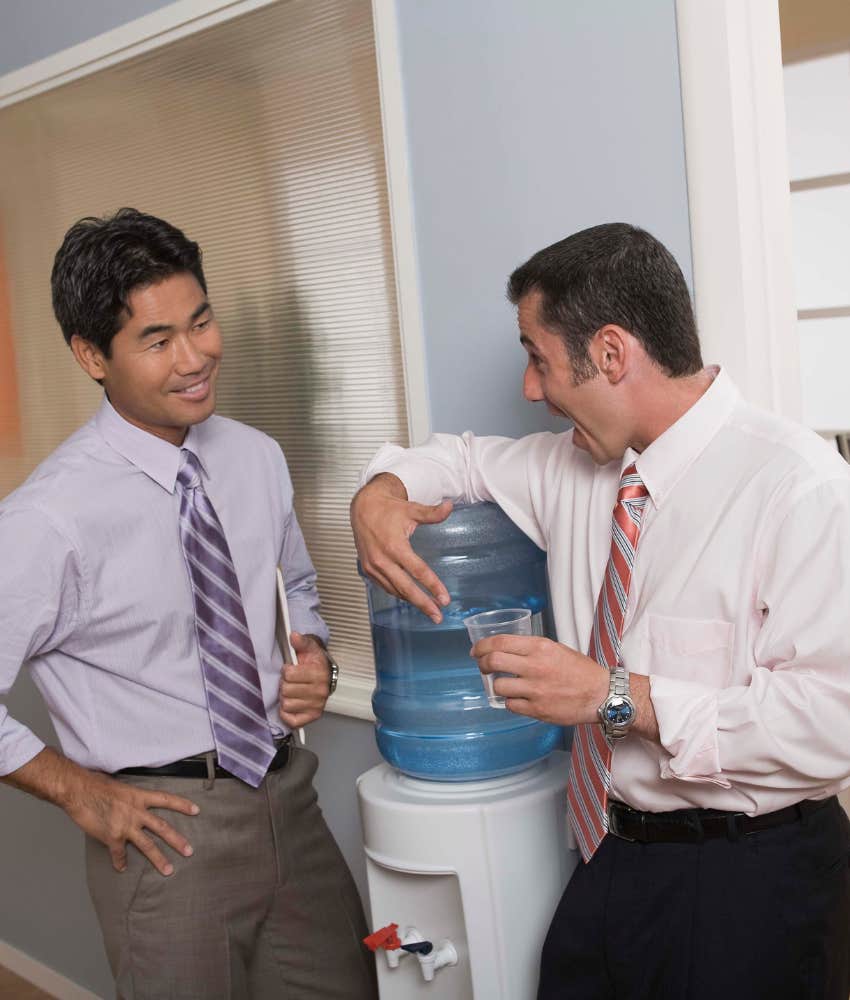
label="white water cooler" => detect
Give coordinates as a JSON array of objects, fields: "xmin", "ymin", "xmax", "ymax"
[{"xmin": 357, "ymin": 750, "xmax": 577, "ymax": 999}]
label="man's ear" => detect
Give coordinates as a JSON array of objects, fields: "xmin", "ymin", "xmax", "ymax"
[
  {"xmin": 70, "ymin": 335, "xmax": 108, "ymax": 383},
  {"xmin": 589, "ymin": 325, "xmax": 629, "ymax": 384}
]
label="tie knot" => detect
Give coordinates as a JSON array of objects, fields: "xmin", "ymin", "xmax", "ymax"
[
  {"xmin": 177, "ymin": 449, "xmax": 203, "ymax": 491},
  {"xmin": 618, "ymin": 462, "xmax": 649, "ymax": 504}
]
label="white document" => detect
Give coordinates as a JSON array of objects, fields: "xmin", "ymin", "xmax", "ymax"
[{"xmin": 275, "ymin": 567, "xmax": 305, "ymax": 745}]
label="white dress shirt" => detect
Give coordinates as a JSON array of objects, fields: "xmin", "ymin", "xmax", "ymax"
[
  {"xmin": 0, "ymin": 398, "xmax": 328, "ymax": 776},
  {"xmin": 362, "ymin": 369, "xmax": 850, "ymax": 815}
]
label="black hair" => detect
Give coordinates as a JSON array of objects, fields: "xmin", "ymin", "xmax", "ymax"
[
  {"xmin": 51, "ymin": 207, "xmax": 207, "ymax": 355},
  {"xmin": 507, "ymin": 223, "xmax": 702, "ymax": 382}
]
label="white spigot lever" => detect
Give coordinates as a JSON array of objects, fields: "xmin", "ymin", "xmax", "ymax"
[
  {"xmin": 417, "ymin": 939, "xmax": 458, "ymax": 983},
  {"xmin": 385, "ymin": 926, "xmax": 425, "ymax": 969}
]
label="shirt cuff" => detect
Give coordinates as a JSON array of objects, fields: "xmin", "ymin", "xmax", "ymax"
[
  {"xmin": 0, "ymin": 722, "xmax": 46, "ymax": 778},
  {"xmin": 650, "ymin": 675, "xmax": 731, "ymax": 787},
  {"xmin": 359, "ymin": 444, "xmax": 446, "ymax": 506},
  {"xmin": 288, "ymin": 605, "xmax": 330, "ymax": 648}
]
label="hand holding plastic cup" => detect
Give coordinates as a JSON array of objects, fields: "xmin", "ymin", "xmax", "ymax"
[{"xmin": 464, "ymin": 608, "xmax": 532, "ymax": 709}]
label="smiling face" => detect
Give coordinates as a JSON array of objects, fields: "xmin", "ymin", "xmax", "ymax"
[
  {"xmin": 518, "ymin": 289, "xmax": 629, "ymax": 465},
  {"xmin": 70, "ymin": 272, "xmax": 222, "ymax": 446}
]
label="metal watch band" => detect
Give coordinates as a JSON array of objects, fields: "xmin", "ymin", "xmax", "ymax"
[
  {"xmin": 610, "ymin": 664, "xmax": 629, "ymax": 700},
  {"xmin": 327, "ymin": 654, "xmax": 339, "ymax": 696}
]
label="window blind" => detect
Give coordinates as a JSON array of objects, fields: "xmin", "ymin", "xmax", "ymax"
[{"xmin": 0, "ymin": 0, "xmax": 408, "ymax": 717}]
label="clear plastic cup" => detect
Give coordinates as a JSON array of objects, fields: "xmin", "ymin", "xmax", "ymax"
[{"xmin": 464, "ymin": 608, "xmax": 532, "ymax": 709}]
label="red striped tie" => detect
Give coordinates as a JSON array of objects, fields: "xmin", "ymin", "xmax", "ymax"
[{"xmin": 567, "ymin": 463, "xmax": 649, "ymax": 861}]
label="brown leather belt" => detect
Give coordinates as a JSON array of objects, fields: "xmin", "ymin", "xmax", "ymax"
[
  {"xmin": 607, "ymin": 796, "xmax": 834, "ymax": 844},
  {"xmin": 116, "ymin": 735, "xmax": 292, "ymax": 780}
]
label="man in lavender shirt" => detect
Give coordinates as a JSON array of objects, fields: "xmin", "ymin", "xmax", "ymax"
[{"xmin": 0, "ymin": 209, "xmax": 377, "ymax": 999}]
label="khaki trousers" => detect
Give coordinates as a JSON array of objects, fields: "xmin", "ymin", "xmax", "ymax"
[{"xmin": 86, "ymin": 746, "xmax": 377, "ymax": 1000}]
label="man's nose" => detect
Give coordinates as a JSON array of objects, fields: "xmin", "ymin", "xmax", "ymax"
[
  {"xmin": 523, "ymin": 365, "xmax": 543, "ymax": 402},
  {"xmin": 173, "ymin": 334, "xmax": 205, "ymax": 373}
]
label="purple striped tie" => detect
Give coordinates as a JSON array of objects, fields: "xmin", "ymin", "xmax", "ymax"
[{"xmin": 176, "ymin": 449, "xmax": 275, "ymax": 786}]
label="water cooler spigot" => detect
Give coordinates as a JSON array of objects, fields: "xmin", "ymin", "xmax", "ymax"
[
  {"xmin": 378, "ymin": 927, "xmax": 429, "ymax": 969},
  {"xmin": 366, "ymin": 925, "xmax": 457, "ymax": 980},
  {"xmin": 386, "ymin": 926, "xmax": 425, "ymax": 969},
  {"xmin": 412, "ymin": 939, "xmax": 458, "ymax": 982}
]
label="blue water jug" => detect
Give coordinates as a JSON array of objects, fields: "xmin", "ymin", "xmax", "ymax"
[{"xmin": 363, "ymin": 501, "xmax": 563, "ymax": 781}]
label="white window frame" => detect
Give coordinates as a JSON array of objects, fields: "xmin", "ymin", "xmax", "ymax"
[{"xmin": 676, "ymin": 0, "xmax": 801, "ymax": 419}]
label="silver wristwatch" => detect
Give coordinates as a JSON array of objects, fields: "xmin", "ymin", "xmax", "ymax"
[
  {"xmin": 597, "ymin": 664, "xmax": 636, "ymax": 740},
  {"xmin": 326, "ymin": 651, "xmax": 339, "ymax": 696}
]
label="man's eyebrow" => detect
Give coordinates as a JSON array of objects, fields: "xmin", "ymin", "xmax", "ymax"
[
  {"xmin": 138, "ymin": 323, "xmax": 173, "ymax": 340},
  {"xmin": 136, "ymin": 302, "xmax": 210, "ymax": 340}
]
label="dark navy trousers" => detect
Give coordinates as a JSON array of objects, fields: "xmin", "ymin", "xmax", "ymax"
[{"xmin": 538, "ymin": 797, "xmax": 850, "ymax": 1000}]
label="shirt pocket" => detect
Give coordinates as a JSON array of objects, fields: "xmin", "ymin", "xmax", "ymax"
[{"xmin": 646, "ymin": 614, "xmax": 734, "ymax": 688}]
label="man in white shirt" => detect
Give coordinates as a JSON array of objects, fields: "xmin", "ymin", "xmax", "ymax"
[{"xmin": 351, "ymin": 223, "xmax": 850, "ymax": 999}]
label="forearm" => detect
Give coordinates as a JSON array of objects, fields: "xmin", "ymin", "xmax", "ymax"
[
  {"xmin": 2, "ymin": 745, "xmax": 88, "ymax": 810},
  {"xmin": 629, "ymin": 674, "xmax": 659, "ymax": 743},
  {"xmin": 359, "ymin": 433, "xmax": 560, "ymax": 551},
  {"xmin": 360, "ymin": 434, "xmax": 517, "ymax": 507}
]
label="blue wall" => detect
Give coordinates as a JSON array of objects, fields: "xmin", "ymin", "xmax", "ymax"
[
  {"xmin": 396, "ymin": 0, "xmax": 693, "ymax": 437},
  {"xmin": 0, "ymin": 0, "xmax": 175, "ymax": 73}
]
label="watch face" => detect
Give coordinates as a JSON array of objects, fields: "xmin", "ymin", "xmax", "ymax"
[{"xmin": 604, "ymin": 697, "xmax": 634, "ymax": 726}]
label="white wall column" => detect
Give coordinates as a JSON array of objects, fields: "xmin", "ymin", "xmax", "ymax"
[{"xmin": 677, "ymin": 0, "xmax": 801, "ymax": 418}]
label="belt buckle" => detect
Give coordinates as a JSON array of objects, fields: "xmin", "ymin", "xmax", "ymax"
[{"xmin": 607, "ymin": 802, "xmax": 637, "ymax": 843}]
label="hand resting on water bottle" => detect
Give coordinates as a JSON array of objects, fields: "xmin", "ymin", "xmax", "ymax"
[{"xmin": 350, "ymin": 473, "xmax": 453, "ymax": 624}]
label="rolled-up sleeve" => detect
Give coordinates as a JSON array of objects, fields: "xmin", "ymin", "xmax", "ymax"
[
  {"xmin": 359, "ymin": 431, "xmax": 565, "ymax": 551},
  {"xmin": 651, "ymin": 478, "xmax": 850, "ymax": 799},
  {"xmin": 0, "ymin": 507, "xmax": 82, "ymax": 775}
]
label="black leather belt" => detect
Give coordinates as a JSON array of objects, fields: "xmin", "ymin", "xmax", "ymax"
[
  {"xmin": 116, "ymin": 735, "xmax": 292, "ymax": 780},
  {"xmin": 607, "ymin": 796, "xmax": 834, "ymax": 844}
]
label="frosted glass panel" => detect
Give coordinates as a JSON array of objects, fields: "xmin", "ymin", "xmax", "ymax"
[
  {"xmin": 0, "ymin": 0, "xmax": 406, "ymax": 711},
  {"xmin": 798, "ymin": 316, "xmax": 850, "ymax": 430},
  {"xmin": 784, "ymin": 52, "xmax": 850, "ymax": 180},
  {"xmin": 790, "ymin": 185, "xmax": 850, "ymax": 309}
]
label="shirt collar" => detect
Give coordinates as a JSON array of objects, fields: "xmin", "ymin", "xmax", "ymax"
[
  {"xmin": 94, "ymin": 396, "xmax": 210, "ymax": 493},
  {"xmin": 626, "ymin": 366, "xmax": 739, "ymax": 509}
]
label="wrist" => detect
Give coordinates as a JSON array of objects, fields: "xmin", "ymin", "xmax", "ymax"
[
  {"xmin": 593, "ymin": 671, "xmax": 658, "ymax": 742},
  {"xmin": 302, "ymin": 635, "xmax": 338, "ymax": 696},
  {"xmin": 46, "ymin": 752, "xmax": 89, "ymax": 811},
  {"xmin": 597, "ymin": 664, "xmax": 637, "ymax": 740},
  {"xmin": 585, "ymin": 667, "xmax": 611, "ymax": 724}
]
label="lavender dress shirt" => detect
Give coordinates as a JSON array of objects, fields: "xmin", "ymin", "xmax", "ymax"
[{"xmin": 0, "ymin": 398, "xmax": 328, "ymax": 775}]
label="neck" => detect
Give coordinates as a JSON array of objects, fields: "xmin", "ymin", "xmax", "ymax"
[{"xmin": 629, "ymin": 367, "xmax": 714, "ymax": 453}]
